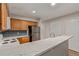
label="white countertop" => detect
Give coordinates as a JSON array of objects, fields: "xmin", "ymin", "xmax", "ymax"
[{"xmin": 0, "ymin": 35, "xmax": 72, "ymax": 56}]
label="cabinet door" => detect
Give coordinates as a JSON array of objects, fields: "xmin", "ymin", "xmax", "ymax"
[
  {"xmin": 26, "ymin": 21, "xmax": 38, "ymax": 26},
  {"xmin": 20, "ymin": 21, "xmax": 28, "ymax": 30},
  {"xmin": 0, "ymin": 3, "xmax": 8, "ymax": 31},
  {"xmin": 11, "ymin": 19, "xmax": 28, "ymax": 30},
  {"xmin": 11, "ymin": 19, "xmax": 20, "ymax": 30}
]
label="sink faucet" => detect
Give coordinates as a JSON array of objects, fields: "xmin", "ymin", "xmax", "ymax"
[{"xmin": 49, "ymin": 32, "xmax": 55, "ymax": 38}]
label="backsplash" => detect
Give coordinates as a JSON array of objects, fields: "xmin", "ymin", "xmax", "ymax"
[{"xmin": 2, "ymin": 30, "xmax": 28, "ymax": 37}]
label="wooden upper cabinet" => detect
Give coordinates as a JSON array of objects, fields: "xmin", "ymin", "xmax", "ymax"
[
  {"xmin": 11, "ymin": 18, "xmax": 28, "ymax": 30},
  {"xmin": 26, "ymin": 21, "xmax": 38, "ymax": 26},
  {"xmin": 0, "ymin": 3, "xmax": 8, "ymax": 31},
  {"xmin": 22, "ymin": 21, "xmax": 28, "ymax": 30},
  {"xmin": 11, "ymin": 19, "xmax": 20, "ymax": 30},
  {"xmin": 11, "ymin": 18, "xmax": 38, "ymax": 30}
]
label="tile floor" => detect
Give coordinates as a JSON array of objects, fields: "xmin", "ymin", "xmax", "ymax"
[{"xmin": 68, "ymin": 49, "xmax": 79, "ymax": 56}]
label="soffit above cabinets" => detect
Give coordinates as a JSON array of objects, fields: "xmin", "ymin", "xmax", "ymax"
[{"xmin": 8, "ymin": 3, "xmax": 79, "ymax": 21}]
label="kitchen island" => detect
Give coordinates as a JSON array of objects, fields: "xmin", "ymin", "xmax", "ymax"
[{"xmin": 0, "ymin": 35, "xmax": 72, "ymax": 56}]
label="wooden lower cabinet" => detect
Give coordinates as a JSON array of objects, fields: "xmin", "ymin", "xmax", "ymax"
[{"xmin": 17, "ymin": 37, "xmax": 29, "ymax": 44}]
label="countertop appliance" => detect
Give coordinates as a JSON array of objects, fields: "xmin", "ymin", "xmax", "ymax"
[{"xmin": 0, "ymin": 38, "xmax": 19, "ymax": 46}]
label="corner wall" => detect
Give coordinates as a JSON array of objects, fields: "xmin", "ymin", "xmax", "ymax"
[{"xmin": 40, "ymin": 12, "xmax": 79, "ymax": 52}]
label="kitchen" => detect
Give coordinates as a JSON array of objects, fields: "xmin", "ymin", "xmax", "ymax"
[
  {"xmin": 0, "ymin": 3, "xmax": 40, "ymax": 44},
  {"xmin": 0, "ymin": 3, "xmax": 79, "ymax": 56}
]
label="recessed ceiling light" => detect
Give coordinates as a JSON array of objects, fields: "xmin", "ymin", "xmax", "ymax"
[
  {"xmin": 32, "ymin": 11, "xmax": 36, "ymax": 13},
  {"xmin": 51, "ymin": 3, "xmax": 56, "ymax": 6}
]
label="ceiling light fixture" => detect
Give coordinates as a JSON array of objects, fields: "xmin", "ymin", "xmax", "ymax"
[
  {"xmin": 32, "ymin": 10, "xmax": 36, "ymax": 13},
  {"xmin": 51, "ymin": 3, "xmax": 56, "ymax": 6}
]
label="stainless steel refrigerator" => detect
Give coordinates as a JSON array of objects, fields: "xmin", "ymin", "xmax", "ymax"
[{"xmin": 28, "ymin": 26, "xmax": 40, "ymax": 42}]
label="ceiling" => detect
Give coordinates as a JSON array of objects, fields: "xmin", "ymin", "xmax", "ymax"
[{"xmin": 8, "ymin": 3, "xmax": 79, "ymax": 20}]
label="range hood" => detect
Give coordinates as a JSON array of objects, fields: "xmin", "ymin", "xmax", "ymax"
[{"xmin": 6, "ymin": 17, "xmax": 11, "ymax": 30}]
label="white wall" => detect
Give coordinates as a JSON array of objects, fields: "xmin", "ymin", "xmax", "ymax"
[{"xmin": 40, "ymin": 12, "xmax": 79, "ymax": 52}]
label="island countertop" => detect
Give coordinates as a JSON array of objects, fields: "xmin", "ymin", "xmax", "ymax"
[{"xmin": 0, "ymin": 35, "xmax": 72, "ymax": 56}]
